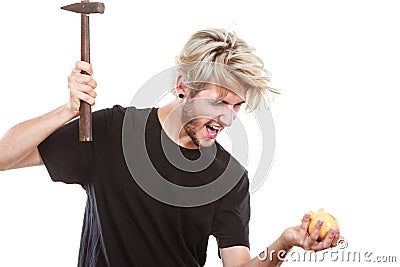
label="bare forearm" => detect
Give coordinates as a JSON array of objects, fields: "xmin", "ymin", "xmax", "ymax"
[
  {"xmin": 242, "ymin": 239, "xmax": 291, "ymax": 267},
  {"xmin": 0, "ymin": 105, "xmax": 76, "ymax": 170}
]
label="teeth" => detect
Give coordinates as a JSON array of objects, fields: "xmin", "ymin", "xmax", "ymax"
[{"xmin": 208, "ymin": 125, "xmax": 221, "ymax": 131}]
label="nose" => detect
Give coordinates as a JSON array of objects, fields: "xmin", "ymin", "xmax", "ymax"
[{"xmin": 218, "ymin": 107, "xmax": 237, "ymax": 127}]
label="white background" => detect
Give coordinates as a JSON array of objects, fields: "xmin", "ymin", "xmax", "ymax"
[{"xmin": 1, "ymin": 0, "xmax": 399, "ymax": 266}]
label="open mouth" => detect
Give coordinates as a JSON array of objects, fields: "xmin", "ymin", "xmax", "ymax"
[{"xmin": 205, "ymin": 124, "xmax": 222, "ymax": 139}]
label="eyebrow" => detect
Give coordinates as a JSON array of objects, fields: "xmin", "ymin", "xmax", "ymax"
[{"xmin": 217, "ymin": 99, "xmax": 246, "ymax": 106}]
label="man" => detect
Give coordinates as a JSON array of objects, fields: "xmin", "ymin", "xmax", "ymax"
[{"xmin": 0, "ymin": 28, "xmax": 341, "ymax": 266}]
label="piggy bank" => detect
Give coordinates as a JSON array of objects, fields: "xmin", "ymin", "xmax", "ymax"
[{"xmin": 308, "ymin": 208, "xmax": 339, "ymax": 241}]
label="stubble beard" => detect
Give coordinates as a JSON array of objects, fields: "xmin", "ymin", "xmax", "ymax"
[{"xmin": 181, "ymin": 101, "xmax": 213, "ymax": 148}]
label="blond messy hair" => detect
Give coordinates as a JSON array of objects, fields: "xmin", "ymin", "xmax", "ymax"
[{"xmin": 175, "ymin": 28, "xmax": 279, "ymax": 111}]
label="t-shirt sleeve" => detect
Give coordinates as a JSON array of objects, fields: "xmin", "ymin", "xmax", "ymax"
[
  {"xmin": 38, "ymin": 106, "xmax": 118, "ymax": 185},
  {"xmin": 212, "ymin": 172, "xmax": 251, "ymax": 251}
]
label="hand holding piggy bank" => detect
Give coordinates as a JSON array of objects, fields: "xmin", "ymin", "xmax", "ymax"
[{"xmin": 308, "ymin": 208, "xmax": 339, "ymax": 241}]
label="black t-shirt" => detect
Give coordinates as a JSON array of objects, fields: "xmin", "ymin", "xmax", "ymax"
[{"xmin": 38, "ymin": 105, "xmax": 250, "ymax": 267}]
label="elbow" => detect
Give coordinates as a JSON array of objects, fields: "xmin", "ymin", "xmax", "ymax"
[
  {"xmin": 0, "ymin": 160, "xmax": 10, "ymax": 171},
  {"xmin": 0, "ymin": 160, "xmax": 4, "ymax": 171},
  {"xmin": 0, "ymin": 163, "xmax": 6, "ymax": 171},
  {"xmin": 0, "ymin": 159, "xmax": 16, "ymax": 171}
]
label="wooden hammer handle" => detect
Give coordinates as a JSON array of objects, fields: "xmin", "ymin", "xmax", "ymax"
[{"xmin": 79, "ymin": 13, "xmax": 92, "ymax": 142}]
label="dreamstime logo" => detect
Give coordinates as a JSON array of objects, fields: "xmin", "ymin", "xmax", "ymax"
[
  {"xmin": 258, "ymin": 240, "xmax": 397, "ymax": 264},
  {"xmin": 337, "ymin": 238, "xmax": 349, "ymax": 249},
  {"xmin": 122, "ymin": 63, "xmax": 276, "ymax": 207}
]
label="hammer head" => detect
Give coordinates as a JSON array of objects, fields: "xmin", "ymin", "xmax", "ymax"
[{"xmin": 61, "ymin": 2, "xmax": 105, "ymax": 14}]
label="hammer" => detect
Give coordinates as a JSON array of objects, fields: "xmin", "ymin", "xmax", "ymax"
[{"xmin": 61, "ymin": 0, "xmax": 105, "ymax": 142}]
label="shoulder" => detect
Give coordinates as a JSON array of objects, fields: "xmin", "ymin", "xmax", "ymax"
[
  {"xmin": 93, "ymin": 104, "xmax": 126, "ymax": 117},
  {"xmin": 93, "ymin": 105, "xmax": 153, "ymax": 123}
]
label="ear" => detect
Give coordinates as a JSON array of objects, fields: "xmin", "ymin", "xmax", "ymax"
[{"xmin": 176, "ymin": 75, "xmax": 189, "ymax": 97}]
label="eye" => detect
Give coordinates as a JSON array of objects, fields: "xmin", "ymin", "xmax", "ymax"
[{"xmin": 214, "ymin": 99, "xmax": 225, "ymax": 105}]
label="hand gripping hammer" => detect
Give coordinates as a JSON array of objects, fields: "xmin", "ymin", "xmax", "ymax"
[{"xmin": 61, "ymin": 1, "xmax": 105, "ymax": 142}]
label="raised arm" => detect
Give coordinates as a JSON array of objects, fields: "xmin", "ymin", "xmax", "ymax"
[{"xmin": 0, "ymin": 61, "xmax": 97, "ymax": 171}]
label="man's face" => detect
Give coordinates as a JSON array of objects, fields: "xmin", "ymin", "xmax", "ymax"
[{"xmin": 181, "ymin": 83, "xmax": 246, "ymax": 147}]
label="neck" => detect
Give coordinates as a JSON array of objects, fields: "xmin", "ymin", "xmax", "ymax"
[{"xmin": 157, "ymin": 100, "xmax": 198, "ymax": 149}]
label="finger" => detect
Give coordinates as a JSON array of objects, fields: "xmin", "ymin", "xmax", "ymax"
[
  {"xmin": 71, "ymin": 66, "xmax": 80, "ymax": 74},
  {"xmin": 331, "ymin": 228, "xmax": 342, "ymax": 247},
  {"xmin": 69, "ymin": 73, "xmax": 91, "ymax": 84},
  {"xmin": 310, "ymin": 228, "xmax": 337, "ymax": 251},
  {"xmin": 321, "ymin": 228, "xmax": 335, "ymax": 248},
  {"xmin": 72, "ymin": 89, "xmax": 96, "ymax": 106},
  {"xmin": 303, "ymin": 219, "xmax": 322, "ymax": 250},
  {"xmin": 87, "ymin": 76, "xmax": 97, "ymax": 89},
  {"xmin": 69, "ymin": 74, "xmax": 97, "ymax": 89},
  {"xmin": 68, "ymin": 74, "xmax": 96, "ymax": 94},
  {"xmin": 300, "ymin": 213, "xmax": 311, "ymax": 233},
  {"xmin": 76, "ymin": 61, "xmax": 93, "ymax": 74},
  {"xmin": 70, "ymin": 84, "xmax": 96, "ymax": 103},
  {"xmin": 71, "ymin": 61, "xmax": 93, "ymax": 75},
  {"xmin": 70, "ymin": 83, "xmax": 97, "ymax": 98}
]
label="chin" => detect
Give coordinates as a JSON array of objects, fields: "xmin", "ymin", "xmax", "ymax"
[{"xmin": 198, "ymin": 138, "xmax": 216, "ymax": 148}]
